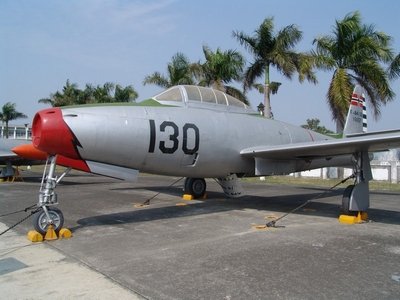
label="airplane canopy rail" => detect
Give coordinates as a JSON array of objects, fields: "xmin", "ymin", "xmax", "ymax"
[{"xmin": 152, "ymin": 85, "xmax": 255, "ymax": 114}]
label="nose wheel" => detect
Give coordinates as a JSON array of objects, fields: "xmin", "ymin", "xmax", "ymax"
[{"xmin": 33, "ymin": 207, "xmax": 64, "ymax": 235}]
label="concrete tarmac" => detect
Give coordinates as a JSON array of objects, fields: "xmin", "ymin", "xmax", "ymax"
[{"xmin": 0, "ymin": 170, "xmax": 400, "ymax": 299}]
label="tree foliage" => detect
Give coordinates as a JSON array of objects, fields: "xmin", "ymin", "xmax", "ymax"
[
  {"xmin": 143, "ymin": 52, "xmax": 197, "ymax": 88},
  {"xmin": 301, "ymin": 118, "xmax": 334, "ymax": 135},
  {"xmin": 143, "ymin": 49, "xmax": 249, "ymax": 104},
  {"xmin": 38, "ymin": 80, "xmax": 138, "ymax": 107},
  {"xmin": 0, "ymin": 102, "xmax": 27, "ymax": 138},
  {"xmin": 196, "ymin": 45, "xmax": 248, "ymax": 104},
  {"xmin": 312, "ymin": 11, "xmax": 395, "ymax": 130},
  {"xmin": 389, "ymin": 53, "xmax": 400, "ymax": 80},
  {"xmin": 233, "ymin": 17, "xmax": 316, "ymax": 118}
]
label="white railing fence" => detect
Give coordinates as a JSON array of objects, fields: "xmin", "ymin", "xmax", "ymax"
[
  {"xmin": 296, "ymin": 161, "xmax": 399, "ymax": 184},
  {"xmin": 1, "ymin": 125, "xmax": 32, "ymax": 140}
]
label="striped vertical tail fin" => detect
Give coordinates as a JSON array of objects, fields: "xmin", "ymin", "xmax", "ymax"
[
  {"xmin": 362, "ymin": 93, "xmax": 367, "ymax": 133},
  {"xmin": 343, "ymin": 85, "xmax": 365, "ymax": 136}
]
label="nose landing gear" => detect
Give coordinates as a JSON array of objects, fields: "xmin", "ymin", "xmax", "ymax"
[{"xmin": 29, "ymin": 155, "xmax": 72, "ymax": 240}]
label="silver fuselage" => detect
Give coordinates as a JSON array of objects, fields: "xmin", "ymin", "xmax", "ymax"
[{"xmin": 60, "ymin": 105, "xmax": 341, "ymax": 178}]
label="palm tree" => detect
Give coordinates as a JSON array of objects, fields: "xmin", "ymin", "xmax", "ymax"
[
  {"xmin": 77, "ymin": 84, "xmax": 95, "ymax": 105},
  {"xmin": 143, "ymin": 52, "xmax": 197, "ymax": 88},
  {"xmin": 39, "ymin": 81, "xmax": 139, "ymax": 106},
  {"xmin": 197, "ymin": 45, "xmax": 248, "ymax": 104},
  {"xmin": 92, "ymin": 82, "xmax": 115, "ymax": 103},
  {"xmin": 38, "ymin": 79, "xmax": 81, "ymax": 107},
  {"xmin": 301, "ymin": 118, "xmax": 334, "ymax": 135},
  {"xmin": 313, "ymin": 11, "xmax": 395, "ymax": 131},
  {"xmin": 233, "ymin": 17, "xmax": 316, "ymax": 118},
  {"xmin": 389, "ymin": 53, "xmax": 400, "ymax": 80},
  {"xmin": 0, "ymin": 102, "xmax": 27, "ymax": 138},
  {"xmin": 251, "ymin": 82, "xmax": 282, "ymax": 117},
  {"xmin": 114, "ymin": 85, "xmax": 138, "ymax": 102},
  {"xmin": 61, "ymin": 80, "xmax": 81, "ymax": 106},
  {"xmin": 38, "ymin": 91, "xmax": 61, "ymax": 107}
]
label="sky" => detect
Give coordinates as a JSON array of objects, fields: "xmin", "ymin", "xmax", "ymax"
[{"xmin": 1, "ymin": 0, "xmax": 399, "ymax": 131}]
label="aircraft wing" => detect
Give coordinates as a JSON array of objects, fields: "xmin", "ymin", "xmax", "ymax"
[
  {"xmin": 1, "ymin": 139, "xmax": 25, "ymax": 164},
  {"xmin": 0, "ymin": 150, "xmax": 18, "ymax": 163},
  {"xmin": 0, "ymin": 139, "xmax": 43, "ymax": 166},
  {"xmin": 240, "ymin": 129, "xmax": 400, "ymax": 159}
]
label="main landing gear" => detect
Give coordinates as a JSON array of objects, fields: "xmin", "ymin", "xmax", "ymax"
[
  {"xmin": 183, "ymin": 174, "xmax": 244, "ymax": 199},
  {"xmin": 339, "ymin": 151, "xmax": 372, "ymax": 224},
  {"xmin": 184, "ymin": 178, "xmax": 207, "ymax": 199},
  {"xmin": 33, "ymin": 155, "xmax": 71, "ymax": 236}
]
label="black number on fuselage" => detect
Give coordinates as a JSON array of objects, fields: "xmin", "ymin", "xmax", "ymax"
[
  {"xmin": 148, "ymin": 119, "xmax": 156, "ymax": 153},
  {"xmin": 159, "ymin": 121, "xmax": 179, "ymax": 154},
  {"xmin": 149, "ymin": 120, "xmax": 200, "ymax": 155},
  {"xmin": 182, "ymin": 123, "xmax": 199, "ymax": 155}
]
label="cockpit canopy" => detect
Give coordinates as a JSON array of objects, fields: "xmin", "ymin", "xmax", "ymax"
[{"xmin": 152, "ymin": 85, "xmax": 255, "ymax": 114}]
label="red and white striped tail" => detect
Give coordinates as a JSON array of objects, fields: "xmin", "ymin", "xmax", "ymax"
[
  {"xmin": 344, "ymin": 86, "xmax": 367, "ymax": 136},
  {"xmin": 362, "ymin": 93, "xmax": 367, "ymax": 133}
]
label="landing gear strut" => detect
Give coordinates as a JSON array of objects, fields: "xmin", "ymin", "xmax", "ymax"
[
  {"xmin": 34, "ymin": 155, "xmax": 71, "ymax": 235},
  {"xmin": 341, "ymin": 151, "xmax": 372, "ymax": 215}
]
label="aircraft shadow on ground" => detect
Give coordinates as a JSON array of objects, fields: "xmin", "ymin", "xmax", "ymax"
[
  {"xmin": 73, "ymin": 186, "xmax": 400, "ymax": 232},
  {"xmin": 4, "ymin": 176, "xmax": 42, "ymax": 183},
  {"xmin": 9, "ymin": 177, "xmax": 119, "ymax": 186}
]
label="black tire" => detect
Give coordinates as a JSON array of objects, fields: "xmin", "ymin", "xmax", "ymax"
[
  {"xmin": 342, "ymin": 185, "xmax": 354, "ymax": 215},
  {"xmin": 184, "ymin": 178, "xmax": 206, "ymax": 199},
  {"xmin": 33, "ymin": 207, "xmax": 64, "ymax": 235}
]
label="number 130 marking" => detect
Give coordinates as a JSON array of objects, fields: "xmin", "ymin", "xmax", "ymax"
[{"xmin": 148, "ymin": 120, "xmax": 200, "ymax": 155}]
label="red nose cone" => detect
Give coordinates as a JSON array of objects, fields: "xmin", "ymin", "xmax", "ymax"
[{"xmin": 32, "ymin": 108, "xmax": 81, "ymax": 159}]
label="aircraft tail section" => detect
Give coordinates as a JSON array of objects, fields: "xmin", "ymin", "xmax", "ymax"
[{"xmin": 343, "ymin": 85, "xmax": 367, "ymax": 136}]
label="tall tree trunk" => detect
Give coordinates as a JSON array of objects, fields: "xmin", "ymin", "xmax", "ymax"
[
  {"xmin": 264, "ymin": 64, "xmax": 272, "ymax": 118},
  {"xmin": 335, "ymin": 119, "xmax": 345, "ymax": 178},
  {"xmin": 336, "ymin": 120, "xmax": 344, "ymax": 134}
]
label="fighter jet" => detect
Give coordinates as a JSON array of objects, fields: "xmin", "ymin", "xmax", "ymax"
[{"xmin": 13, "ymin": 85, "xmax": 400, "ymax": 234}]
